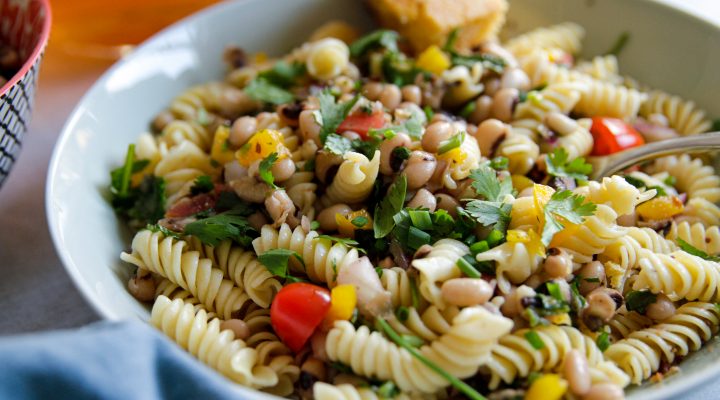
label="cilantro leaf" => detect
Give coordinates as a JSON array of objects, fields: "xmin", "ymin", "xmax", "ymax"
[
  {"xmin": 184, "ymin": 211, "xmax": 256, "ymax": 247},
  {"xmin": 349, "ymin": 30, "xmax": 399, "ymax": 58},
  {"xmin": 318, "ymin": 91, "xmax": 360, "ymax": 144},
  {"xmin": 625, "ymin": 290, "xmax": 657, "ymax": 314},
  {"xmin": 622, "ymin": 175, "xmax": 646, "ymax": 189},
  {"xmin": 110, "ymin": 144, "xmax": 149, "ymax": 197},
  {"xmin": 546, "ymin": 148, "xmax": 592, "ymax": 181},
  {"xmin": 245, "ymin": 78, "xmax": 294, "ymax": 105},
  {"xmin": 324, "ymin": 133, "xmax": 353, "ymax": 155},
  {"xmin": 374, "ymin": 175, "xmax": 407, "ymax": 238},
  {"xmin": 215, "ymin": 191, "xmax": 256, "ymax": 215},
  {"xmin": 258, "ymin": 153, "xmax": 279, "ymax": 189},
  {"xmin": 190, "ymin": 175, "xmax": 214, "ymax": 196},
  {"xmin": 257, "ymin": 248, "xmax": 305, "ymax": 282},
  {"xmin": 257, "ymin": 61, "xmax": 305, "ymax": 88},
  {"xmin": 541, "ymin": 190, "xmax": 596, "ymax": 246},
  {"xmin": 112, "ymin": 174, "xmax": 166, "ymax": 226},
  {"xmin": 464, "ymin": 200, "xmax": 512, "ymax": 233},
  {"xmin": 677, "ymin": 238, "xmax": 720, "ymax": 261},
  {"xmin": 469, "ymin": 166, "xmax": 514, "ymax": 202},
  {"xmin": 371, "ymin": 108, "xmax": 425, "ymax": 140}
]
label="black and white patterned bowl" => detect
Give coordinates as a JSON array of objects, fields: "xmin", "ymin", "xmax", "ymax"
[{"xmin": 0, "ymin": 0, "xmax": 51, "ymax": 188}]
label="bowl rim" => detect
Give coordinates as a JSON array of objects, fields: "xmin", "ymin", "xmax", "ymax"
[
  {"xmin": 45, "ymin": 0, "xmax": 720, "ymax": 399},
  {"xmin": 0, "ymin": 0, "xmax": 52, "ymax": 96}
]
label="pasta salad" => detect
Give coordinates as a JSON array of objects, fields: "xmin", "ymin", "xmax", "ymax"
[{"xmin": 110, "ymin": 10, "xmax": 720, "ymax": 400}]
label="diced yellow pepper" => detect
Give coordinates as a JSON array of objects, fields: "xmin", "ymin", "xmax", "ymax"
[
  {"xmin": 336, "ymin": 209, "xmax": 373, "ymax": 238},
  {"xmin": 438, "ymin": 147, "xmax": 468, "ymax": 167},
  {"xmin": 549, "ymin": 220, "xmax": 580, "ymax": 248},
  {"xmin": 511, "ymin": 174, "xmax": 534, "ymax": 192},
  {"xmin": 325, "ymin": 284, "xmax": 357, "ymax": 323},
  {"xmin": 546, "ymin": 313, "xmax": 571, "ymax": 326},
  {"xmin": 507, "ymin": 229, "xmax": 545, "ymax": 257},
  {"xmin": 415, "ymin": 45, "xmax": 451, "ymax": 75},
  {"xmin": 236, "ymin": 129, "xmax": 289, "ymax": 167},
  {"xmin": 525, "ymin": 374, "xmax": 568, "ymax": 400},
  {"xmin": 210, "ymin": 125, "xmax": 236, "ymax": 166},
  {"xmin": 253, "ymin": 52, "xmax": 268, "ymax": 64},
  {"xmin": 533, "ymin": 184, "xmax": 555, "ymax": 229},
  {"xmin": 636, "ymin": 195, "xmax": 684, "ymax": 220}
]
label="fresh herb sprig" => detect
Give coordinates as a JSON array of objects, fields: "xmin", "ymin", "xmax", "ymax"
[
  {"xmin": 546, "ymin": 148, "xmax": 592, "ymax": 181},
  {"xmin": 317, "ymin": 91, "xmax": 360, "ymax": 144},
  {"xmin": 541, "ymin": 190, "xmax": 596, "ymax": 246},
  {"xmin": 258, "ymin": 248, "xmax": 306, "ymax": 282},
  {"xmin": 184, "ymin": 210, "xmax": 256, "ymax": 247},
  {"xmin": 373, "ymin": 175, "xmax": 407, "ymax": 238}
]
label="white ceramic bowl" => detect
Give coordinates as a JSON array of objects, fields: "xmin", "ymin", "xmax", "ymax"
[{"xmin": 46, "ymin": 0, "xmax": 720, "ymax": 398}]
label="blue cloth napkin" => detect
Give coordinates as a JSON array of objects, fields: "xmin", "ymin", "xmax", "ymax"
[{"xmin": 0, "ymin": 321, "xmax": 253, "ymax": 400}]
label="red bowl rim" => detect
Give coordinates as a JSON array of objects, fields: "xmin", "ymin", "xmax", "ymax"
[{"xmin": 0, "ymin": 0, "xmax": 52, "ymax": 97}]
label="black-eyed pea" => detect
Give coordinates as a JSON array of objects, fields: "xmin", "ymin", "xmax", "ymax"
[
  {"xmin": 380, "ymin": 84, "xmax": 402, "ymax": 110},
  {"xmin": 299, "ymin": 109, "xmax": 322, "ymax": 145},
  {"xmin": 407, "ymin": 188, "xmax": 437, "ymax": 211},
  {"xmin": 127, "ymin": 271, "xmax": 155, "ymax": 302},
  {"xmin": 582, "ymin": 383, "xmax": 625, "ymax": 400},
  {"xmin": 473, "ymin": 118, "xmax": 507, "ymax": 156},
  {"xmin": 229, "ymin": 116, "xmax": 258, "ymax": 147},
  {"xmin": 363, "ymin": 81, "xmax": 384, "ymax": 101},
  {"xmin": 577, "ymin": 261, "xmax": 605, "ymax": 295},
  {"xmin": 271, "ymin": 157, "xmax": 296, "ymax": 183},
  {"xmin": 404, "ymin": 151, "xmax": 437, "ymax": 190},
  {"xmin": 543, "ymin": 248, "xmax": 573, "ymax": 279},
  {"xmin": 435, "ymin": 194, "xmax": 459, "ymax": 217},
  {"xmin": 379, "ymin": 133, "xmax": 412, "ymax": 175},
  {"xmin": 500, "ymin": 68, "xmax": 531, "ymax": 91},
  {"xmin": 422, "ymin": 121, "xmax": 454, "ymax": 153},
  {"xmin": 468, "ymin": 95, "xmax": 493, "ymax": 124},
  {"xmin": 490, "ymin": 88, "xmax": 519, "ymax": 122},
  {"xmin": 317, "ymin": 204, "xmax": 352, "ymax": 231},
  {"xmin": 645, "ymin": 293, "xmax": 675, "ymax": 321},
  {"xmin": 401, "ymin": 84, "xmax": 422, "ymax": 105}
]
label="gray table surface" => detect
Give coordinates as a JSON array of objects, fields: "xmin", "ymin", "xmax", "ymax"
[{"xmin": 2, "ymin": 1, "xmax": 720, "ymax": 398}]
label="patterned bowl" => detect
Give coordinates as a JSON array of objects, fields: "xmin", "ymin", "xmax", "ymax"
[{"xmin": 0, "ymin": 0, "xmax": 51, "ymax": 188}]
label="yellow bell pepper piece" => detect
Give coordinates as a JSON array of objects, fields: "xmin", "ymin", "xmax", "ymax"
[
  {"xmin": 336, "ymin": 209, "xmax": 373, "ymax": 238},
  {"xmin": 416, "ymin": 45, "xmax": 451, "ymax": 75},
  {"xmin": 549, "ymin": 220, "xmax": 580, "ymax": 248},
  {"xmin": 636, "ymin": 195, "xmax": 684, "ymax": 220},
  {"xmin": 210, "ymin": 125, "xmax": 236, "ymax": 167},
  {"xmin": 438, "ymin": 147, "xmax": 468, "ymax": 168},
  {"xmin": 507, "ymin": 229, "xmax": 545, "ymax": 257},
  {"xmin": 546, "ymin": 313, "xmax": 571, "ymax": 326},
  {"xmin": 253, "ymin": 52, "xmax": 268, "ymax": 64},
  {"xmin": 533, "ymin": 184, "xmax": 555, "ymax": 229},
  {"xmin": 326, "ymin": 284, "xmax": 357, "ymax": 323},
  {"xmin": 525, "ymin": 374, "xmax": 568, "ymax": 400},
  {"xmin": 236, "ymin": 129, "xmax": 289, "ymax": 167},
  {"xmin": 511, "ymin": 174, "xmax": 534, "ymax": 192}
]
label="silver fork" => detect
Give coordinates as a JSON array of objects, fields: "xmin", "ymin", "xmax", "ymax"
[{"xmin": 588, "ymin": 132, "xmax": 720, "ymax": 180}]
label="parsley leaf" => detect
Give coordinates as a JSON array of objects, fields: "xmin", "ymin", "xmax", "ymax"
[
  {"xmin": 245, "ymin": 78, "xmax": 294, "ymax": 105},
  {"xmin": 184, "ymin": 211, "xmax": 256, "ymax": 247},
  {"xmin": 190, "ymin": 175, "xmax": 214, "ymax": 196},
  {"xmin": 257, "ymin": 248, "xmax": 305, "ymax": 282},
  {"xmin": 257, "ymin": 61, "xmax": 305, "ymax": 88},
  {"xmin": 111, "ymin": 172, "xmax": 166, "ymax": 226},
  {"xmin": 625, "ymin": 290, "xmax": 657, "ymax": 314},
  {"xmin": 464, "ymin": 200, "xmax": 512, "ymax": 233},
  {"xmin": 318, "ymin": 91, "xmax": 360, "ymax": 144},
  {"xmin": 371, "ymin": 108, "xmax": 424, "ymax": 140},
  {"xmin": 546, "ymin": 148, "xmax": 592, "ymax": 181},
  {"xmin": 349, "ymin": 30, "xmax": 399, "ymax": 58},
  {"xmin": 215, "ymin": 191, "xmax": 256, "ymax": 214},
  {"xmin": 374, "ymin": 175, "xmax": 407, "ymax": 238},
  {"xmin": 469, "ymin": 166, "xmax": 514, "ymax": 202},
  {"xmin": 324, "ymin": 133, "xmax": 353, "ymax": 155},
  {"xmin": 541, "ymin": 190, "xmax": 596, "ymax": 246},
  {"xmin": 258, "ymin": 153, "xmax": 279, "ymax": 189},
  {"xmin": 677, "ymin": 238, "xmax": 720, "ymax": 261}
]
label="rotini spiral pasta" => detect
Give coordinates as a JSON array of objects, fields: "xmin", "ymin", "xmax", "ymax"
[
  {"xmin": 441, "ymin": 64, "xmax": 484, "ymax": 108},
  {"xmin": 599, "ymin": 227, "xmax": 677, "ymax": 271},
  {"xmin": 505, "ymin": 22, "xmax": 585, "ymax": 58},
  {"xmin": 321, "ymin": 150, "xmax": 380, "ymax": 207},
  {"xmin": 548, "ymin": 116, "xmax": 594, "ymax": 160},
  {"xmin": 495, "ymin": 129, "xmax": 539, "ymax": 175},
  {"xmin": 573, "ymin": 79, "xmax": 648, "ymax": 120},
  {"xmin": 647, "ymin": 154, "xmax": 720, "ymax": 203},
  {"xmin": 159, "ymin": 119, "xmax": 213, "ymax": 152},
  {"xmin": 576, "ymin": 175, "xmax": 656, "ymax": 217},
  {"xmin": 575, "ymin": 55, "xmax": 621, "ymax": 84},
  {"xmin": 252, "ymin": 223, "xmax": 361, "ymax": 285},
  {"xmin": 313, "ymin": 383, "xmax": 429, "ymax": 400},
  {"xmin": 170, "ymin": 81, "xmax": 258, "ymax": 121},
  {"xmin": 475, "ymin": 238, "xmax": 543, "ymax": 294},
  {"xmin": 514, "ymin": 82, "xmax": 586, "ymax": 121},
  {"xmin": 387, "ymin": 305, "xmax": 459, "ymax": 343},
  {"xmin": 380, "ymin": 267, "xmax": 419, "ymax": 309},
  {"xmin": 150, "ymin": 296, "xmax": 278, "ymax": 388},
  {"xmin": 639, "ymin": 90, "xmax": 712, "ymax": 135},
  {"xmin": 284, "ymin": 171, "xmax": 318, "ymax": 220},
  {"xmin": 608, "ymin": 308, "xmax": 653, "ymax": 340},
  {"xmin": 121, "ymin": 230, "xmax": 256, "ymax": 319},
  {"xmin": 325, "ymin": 307, "xmax": 512, "ymax": 393},
  {"xmin": 551, "ymin": 204, "xmax": 626, "ymax": 265},
  {"xmin": 154, "ymin": 140, "xmax": 216, "ymax": 205},
  {"xmin": 605, "ymin": 302, "xmax": 720, "ymax": 384},
  {"xmin": 412, "ymin": 239, "xmax": 470, "ymax": 308},
  {"xmin": 677, "ymin": 197, "xmax": 720, "ymax": 227},
  {"xmin": 633, "ymin": 249, "xmax": 720, "ymax": 302},
  {"xmin": 518, "ymin": 49, "xmax": 591, "ymax": 87},
  {"xmin": 305, "ymin": 38, "xmax": 350, "ymax": 81},
  {"xmin": 667, "ymin": 221, "xmax": 720, "ymax": 255}
]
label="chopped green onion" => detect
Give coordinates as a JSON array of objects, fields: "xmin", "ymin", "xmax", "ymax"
[
  {"xmin": 663, "ymin": 175, "xmax": 676, "ymax": 187},
  {"xmin": 469, "ymin": 240, "xmax": 489, "ymax": 255},
  {"xmin": 456, "ymin": 255, "xmax": 481, "ymax": 278},
  {"xmin": 376, "ymin": 318, "xmax": 487, "ymax": 400},
  {"xmin": 437, "ymin": 131, "xmax": 466, "ymax": 155},
  {"xmin": 375, "ymin": 266, "xmax": 384, "ymax": 279},
  {"xmin": 546, "ymin": 281, "xmax": 564, "ymax": 302},
  {"xmin": 423, "ymin": 105, "xmax": 435, "ymax": 121},
  {"xmin": 376, "ymin": 381, "xmax": 400, "ymax": 398},
  {"xmin": 309, "ymin": 220, "xmax": 320, "ymax": 230},
  {"xmin": 606, "ymin": 31, "xmax": 630, "ymax": 56},
  {"xmin": 524, "ymin": 330, "xmax": 545, "ymax": 350},
  {"xmin": 396, "ymin": 306, "xmax": 409, "ymax": 321},
  {"xmin": 401, "ymin": 334, "xmax": 425, "ymax": 348},
  {"xmin": 490, "ymin": 156, "xmax": 509, "ymax": 170},
  {"xmin": 583, "ymin": 277, "xmax": 600, "ymax": 283},
  {"xmin": 410, "ymin": 276, "xmax": 421, "ymax": 309},
  {"xmin": 486, "ymin": 229, "xmax": 504, "ymax": 247},
  {"xmin": 119, "ymin": 144, "xmax": 136, "ymax": 196},
  {"xmin": 596, "ymin": 331, "xmax": 610, "ymax": 352},
  {"xmin": 407, "ymin": 226, "xmax": 432, "ymax": 249},
  {"xmin": 408, "ymin": 209, "xmax": 433, "ymax": 230},
  {"xmin": 459, "ymin": 101, "xmax": 475, "ymax": 118},
  {"xmin": 392, "ymin": 146, "xmax": 411, "ymax": 161},
  {"xmin": 527, "ymin": 371, "xmax": 543, "ymax": 385},
  {"xmin": 351, "ymin": 216, "xmax": 369, "ymax": 228}
]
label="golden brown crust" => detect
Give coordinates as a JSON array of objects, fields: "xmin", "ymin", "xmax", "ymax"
[{"xmin": 367, "ymin": 0, "xmax": 508, "ymax": 53}]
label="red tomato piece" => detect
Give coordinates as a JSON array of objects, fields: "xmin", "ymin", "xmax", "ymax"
[
  {"xmin": 337, "ymin": 110, "xmax": 385, "ymax": 139},
  {"xmin": 590, "ymin": 117, "xmax": 645, "ymax": 156},
  {"xmin": 270, "ymin": 282, "xmax": 331, "ymax": 352}
]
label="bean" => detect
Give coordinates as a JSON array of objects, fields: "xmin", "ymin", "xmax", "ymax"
[
  {"xmin": 481, "ymin": 42, "xmax": 518, "ymax": 68},
  {"xmin": 314, "ymin": 151, "xmax": 343, "ymax": 183},
  {"xmin": 616, "ymin": 211, "xmax": 637, "ymax": 227},
  {"xmin": 422, "ymin": 121, "xmax": 454, "ymax": 153},
  {"xmin": 500, "ymin": 68, "xmax": 531, "ymax": 91},
  {"xmin": 645, "ymin": 293, "xmax": 676, "ymax": 321},
  {"xmin": 582, "ymin": 383, "xmax": 625, "ymax": 400},
  {"xmin": 277, "ymin": 102, "xmax": 302, "ymax": 127},
  {"xmin": 401, "ymin": 85, "xmax": 422, "ymax": 105},
  {"xmin": 543, "ymin": 248, "xmax": 573, "ymax": 279},
  {"xmin": 404, "ymin": 151, "xmax": 437, "ymax": 190},
  {"xmin": 564, "ymin": 350, "xmax": 591, "ymax": 396},
  {"xmin": 218, "ymin": 86, "xmax": 256, "ymax": 118},
  {"xmin": 490, "ymin": 88, "xmax": 519, "ymax": 122},
  {"xmin": 584, "ymin": 288, "xmax": 623, "ymax": 328},
  {"xmin": 468, "ymin": 95, "xmax": 493, "ymax": 124},
  {"xmin": 229, "ymin": 116, "xmax": 258, "ymax": 147},
  {"xmin": 501, "ymin": 285, "xmax": 536, "ymax": 317},
  {"xmin": 220, "ymin": 319, "xmax": 251, "ymax": 340},
  {"xmin": 301, "ymin": 357, "xmax": 327, "ymax": 381},
  {"xmin": 299, "ymin": 109, "xmax": 322, "ymax": 145},
  {"xmin": 473, "ymin": 118, "xmax": 507, "ymax": 156},
  {"xmin": 441, "ymin": 278, "xmax": 494, "ymax": 306},
  {"xmin": 317, "ymin": 204, "xmax": 352, "ymax": 231},
  {"xmin": 230, "ymin": 176, "xmax": 267, "ymax": 203},
  {"xmin": 379, "ymin": 133, "xmax": 412, "ymax": 175},
  {"xmin": 407, "ymin": 188, "xmax": 437, "ymax": 211},
  {"xmin": 380, "ymin": 84, "xmax": 402, "ymax": 110},
  {"xmin": 271, "ymin": 157, "xmax": 296, "ymax": 183},
  {"xmin": 435, "ymin": 194, "xmax": 459, "ymax": 217},
  {"xmin": 577, "ymin": 261, "xmax": 605, "ymax": 295},
  {"xmin": 127, "ymin": 271, "xmax": 156, "ymax": 302},
  {"xmin": 483, "ymin": 77, "xmax": 501, "ymax": 97},
  {"xmin": 363, "ymin": 81, "xmax": 384, "ymax": 101}
]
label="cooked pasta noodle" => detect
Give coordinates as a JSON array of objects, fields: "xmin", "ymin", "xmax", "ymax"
[{"xmin": 639, "ymin": 90, "xmax": 712, "ymax": 135}]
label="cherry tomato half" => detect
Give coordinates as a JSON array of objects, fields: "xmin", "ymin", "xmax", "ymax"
[
  {"xmin": 270, "ymin": 282, "xmax": 331, "ymax": 352},
  {"xmin": 337, "ymin": 109, "xmax": 385, "ymax": 139},
  {"xmin": 590, "ymin": 117, "xmax": 645, "ymax": 156}
]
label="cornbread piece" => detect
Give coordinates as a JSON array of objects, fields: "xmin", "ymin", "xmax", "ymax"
[{"xmin": 367, "ymin": 0, "xmax": 508, "ymax": 53}]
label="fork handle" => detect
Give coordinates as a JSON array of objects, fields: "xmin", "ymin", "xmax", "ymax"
[{"xmin": 589, "ymin": 132, "xmax": 720, "ymax": 180}]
